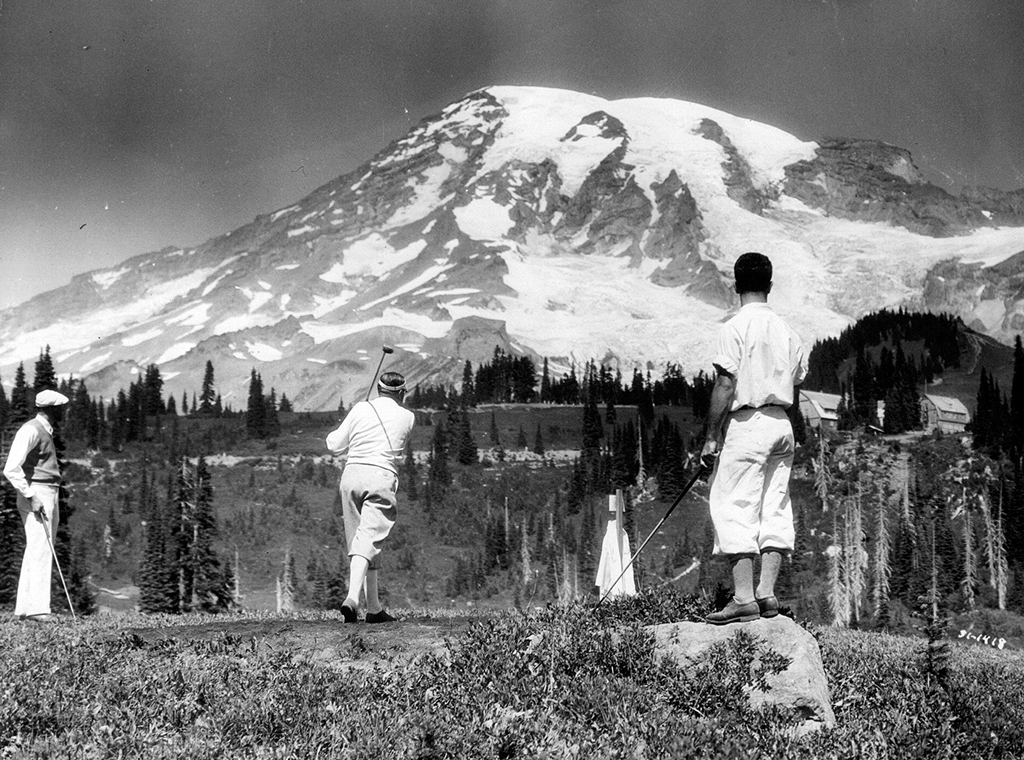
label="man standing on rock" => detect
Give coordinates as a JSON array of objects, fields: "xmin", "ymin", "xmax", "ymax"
[
  {"xmin": 700, "ymin": 252, "xmax": 806, "ymax": 625},
  {"xmin": 326, "ymin": 372, "xmax": 415, "ymax": 623},
  {"xmin": 3, "ymin": 389, "xmax": 70, "ymax": 623}
]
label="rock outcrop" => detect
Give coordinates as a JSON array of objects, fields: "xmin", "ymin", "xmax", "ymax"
[
  {"xmin": 784, "ymin": 138, "xmax": 1024, "ymax": 237},
  {"xmin": 650, "ymin": 616, "xmax": 836, "ymax": 737}
]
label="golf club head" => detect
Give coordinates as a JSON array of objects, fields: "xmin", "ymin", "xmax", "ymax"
[{"xmin": 382, "ymin": 345, "xmax": 394, "ymax": 354}]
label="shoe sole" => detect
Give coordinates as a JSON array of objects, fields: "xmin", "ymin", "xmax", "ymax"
[
  {"xmin": 705, "ymin": 612, "xmax": 761, "ymax": 625},
  {"xmin": 341, "ymin": 605, "xmax": 357, "ymax": 623}
]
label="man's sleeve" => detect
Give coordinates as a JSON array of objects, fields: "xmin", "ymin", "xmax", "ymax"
[
  {"xmin": 712, "ymin": 323, "xmax": 741, "ymax": 378},
  {"xmin": 793, "ymin": 335, "xmax": 808, "ymax": 386},
  {"xmin": 3, "ymin": 424, "xmax": 38, "ymax": 498},
  {"xmin": 325, "ymin": 406, "xmax": 358, "ymax": 455}
]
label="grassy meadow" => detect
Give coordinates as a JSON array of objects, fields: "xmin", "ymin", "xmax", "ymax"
[{"xmin": 3, "ymin": 592, "xmax": 1024, "ymax": 759}]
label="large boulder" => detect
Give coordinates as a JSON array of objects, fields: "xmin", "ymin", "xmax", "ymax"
[{"xmin": 649, "ymin": 616, "xmax": 835, "ymax": 737}]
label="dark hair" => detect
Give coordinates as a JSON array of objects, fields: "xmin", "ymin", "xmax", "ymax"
[
  {"xmin": 734, "ymin": 252, "xmax": 772, "ymax": 294},
  {"xmin": 378, "ymin": 371, "xmax": 406, "ymax": 394}
]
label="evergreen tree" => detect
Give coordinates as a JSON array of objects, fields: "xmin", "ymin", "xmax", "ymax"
[
  {"xmin": 199, "ymin": 361, "xmax": 216, "ymax": 415},
  {"xmin": 279, "ymin": 393, "xmax": 293, "ymax": 413},
  {"xmin": 0, "ymin": 360, "xmax": 31, "ymax": 603},
  {"xmin": 581, "ymin": 396, "xmax": 603, "ymax": 461},
  {"xmin": 489, "ymin": 411, "xmax": 501, "ymax": 446},
  {"xmin": 533, "ymin": 424, "xmax": 545, "ymax": 456},
  {"xmin": 143, "ymin": 364, "xmax": 164, "ymax": 416},
  {"xmin": 1011, "ymin": 335, "xmax": 1024, "ymax": 463},
  {"xmin": 540, "ymin": 358, "xmax": 552, "ymax": 403},
  {"xmin": 454, "ymin": 409, "xmax": 478, "ymax": 465},
  {"xmin": 427, "ymin": 418, "xmax": 452, "ymax": 508},
  {"xmin": 191, "ymin": 456, "xmax": 227, "ymax": 611},
  {"xmin": 0, "ymin": 375, "xmax": 8, "ymax": 433},
  {"xmin": 246, "ymin": 369, "xmax": 267, "ymax": 438},
  {"xmin": 461, "ymin": 360, "xmax": 475, "ymax": 407},
  {"xmin": 265, "ymin": 388, "xmax": 281, "ymax": 437},
  {"xmin": 10, "ymin": 364, "xmax": 30, "ymax": 423},
  {"xmin": 33, "ymin": 346, "xmax": 57, "ymax": 392},
  {"xmin": 138, "ymin": 498, "xmax": 169, "ymax": 613},
  {"xmin": 516, "ymin": 425, "xmax": 528, "ymax": 450}
]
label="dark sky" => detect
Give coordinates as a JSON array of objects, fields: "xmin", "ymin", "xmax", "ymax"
[{"xmin": 2, "ymin": 0, "xmax": 1022, "ymax": 309}]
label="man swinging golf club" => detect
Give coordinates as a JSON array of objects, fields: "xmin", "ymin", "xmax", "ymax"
[
  {"xmin": 701, "ymin": 253, "xmax": 806, "ymax": 625},
  {"xmin": 326, "ymin": 356, "xmax": 414, "ymax": 623},
  {"xmin": 3, "ymin": 389, "xmax": 70, "ymax": 623}
]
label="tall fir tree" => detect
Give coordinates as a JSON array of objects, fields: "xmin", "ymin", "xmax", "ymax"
[
  {"xmin": 1010, "ymin": 335, "xmax": 1024, "ymax": 464},
  {"xmin": 246, "ymin": 369, "xmax": 267, "ymax": 438},
  {"xmin": 199, "ymin": 360, "xmax": 216, "ymax": 415},
  {"xmin": 33, "ymin": 346, "xmax": 57, "ymax": 392},
  {"xmin": 138, "ymin": 496, "xmax": 168, "ymax": 613},
  {"xmin": 191, "ymin": 456, "xmax": 227, "ymax": 611}
]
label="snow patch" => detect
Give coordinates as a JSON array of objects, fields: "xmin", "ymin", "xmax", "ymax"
[
  {"xmin": 91, "ymin": 268, "xmax": 129, "ymax": 289},
  {"xmin": 212, "ymin": 314, "xmax": 277, "ymax": 335},
  {"xmin": 79, "ymin": 352, "xmax": 112, "ymax": 373},
  {"xmin": 287, "ymin": 225, "xmax": 317, "ymax": 238},
  {"xmin": 301, "ymin": 307, "xmax": 452, "ymax": 344},
  {"xmin": 156, "ymin": 343, "xmax": 195, "ymax": 364},
  {"xmin": 246, "ymin": 341, "xmax": 283, "ymax": 361},
  {"xmin": 320, "ymin": 235, "xmax": 427, "ymax": 283},
  {"xmin": 271, "ymin": 205, "xmax": 300, "ymax": 222},
  {"xmin": 454, "ymin": 197, "xmax": 514, "ymax": 239},
  {"xmin": 359, "ymin": 262, "xmax": 455, "ymax": 311},
  {"xmin": 121, "ymin": 328, "xmax": 163, "ymax": 347},
  {"xmin": 276, "ymin": 264, "xmax": 300, "ymax": 270}
]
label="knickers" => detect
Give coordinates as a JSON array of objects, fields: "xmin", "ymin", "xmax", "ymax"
[
  {"xmin": 708, "ymin": 407, "xmax": 795, "ymax": 556},
  {"xmin": 340, "ymin": 464, "xmax": 398, "ymax": 570}
]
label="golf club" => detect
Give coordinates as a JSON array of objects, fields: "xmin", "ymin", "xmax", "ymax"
[
  {"xmin": 366, "ymin": 345, "xmax": 395, "ymax": 401},
  {"xmin": 38, "ymin": 510, "xmax": 76, "ymax": 621},
  {"xmin": 596, "ymin": 461, "xmax": 709, "ymax": 607}
]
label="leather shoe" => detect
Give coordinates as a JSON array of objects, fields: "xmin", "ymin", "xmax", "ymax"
[
  {"xmin": 705, "ymin": 599, "xmax": 760, "ymax": 625},
  {"xmin": 365, "ymin": 609, "xmax": 397, "ymax": 624},
  {"xmin": 340, "ymin": 601, "xmax": 358, "ymax": 623},
  {"xmin": 756, "ymin": 596, "xmax": 779, "ymax": 618}
]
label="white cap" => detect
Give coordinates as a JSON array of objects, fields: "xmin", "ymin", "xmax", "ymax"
[{"xmin": 35, "ymin": 389, "xmax": 69, "ymax": 407}]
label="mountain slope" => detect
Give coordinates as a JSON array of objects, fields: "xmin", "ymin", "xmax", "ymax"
[{"xmin": 2, "ymin": 86, "xmax": 1024, "ymax": 410}]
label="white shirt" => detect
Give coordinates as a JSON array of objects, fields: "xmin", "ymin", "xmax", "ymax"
[
  {"xmin": 713, "ymin": 302, "xmax": 807, "ymax": 411},
  {"xmin": 3, "ymin": 414, "xmax": 54, "ymax": 498},
  {"xmin": 326, "ymin": 397, "xmax": 415, "ymax": 474}
]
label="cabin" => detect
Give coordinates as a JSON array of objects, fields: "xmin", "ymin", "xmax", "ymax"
[
  {"xmin": 921, "ymin": 394, "xmax": 971, "ymax": 434},
  {"xmin": 798, "ymin": 390, "xmax": 842, "ymax": 432}
]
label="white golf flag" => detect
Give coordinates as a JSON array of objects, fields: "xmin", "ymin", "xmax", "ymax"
[{"xmin": 596, "ymin": 490, "xmax": 635, "ymax": 598}]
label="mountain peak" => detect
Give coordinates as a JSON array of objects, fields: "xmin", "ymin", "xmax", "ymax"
[{"xmin": 3, "ymin": 86, "xmax": 1024, "ymax": 409}]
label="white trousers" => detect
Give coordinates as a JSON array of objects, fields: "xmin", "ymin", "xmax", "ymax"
[
  {"xmin": 340, "ymin": 464, "xmax": 398, "ymax": 571},
  {"xmin": 15, "ymin": 485, "xmax": 59, "ymax": 617},
  {"xmin": 708, "ymin": 407, "xmax": 795, "ymax": 556}
]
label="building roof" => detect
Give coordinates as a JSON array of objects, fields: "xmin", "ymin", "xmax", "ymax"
[
  {"xmin": 922, "ymin": 394, "xmax": 970, "ymax": 418},
  {"xmin": 800, "ymin": 390, "xmax": 842, "ymax": 420}
]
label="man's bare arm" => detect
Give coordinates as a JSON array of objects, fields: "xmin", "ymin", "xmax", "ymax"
[{"xmin": 701, "ymin": 370, "xmax": 736, "ymax": 467}]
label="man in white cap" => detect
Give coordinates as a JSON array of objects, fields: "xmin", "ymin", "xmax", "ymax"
[
  {"xmin": 3, "ymin": 388, "xmax": 70, "ymax": 622},
  {"xmin": 326, "ymin": 372, "xmax": 415, "ymax": 623}
]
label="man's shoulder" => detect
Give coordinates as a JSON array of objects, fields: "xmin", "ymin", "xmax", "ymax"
[{"xmin": 20, "ymin": 418, "xmax": 45, "ymax": 435}]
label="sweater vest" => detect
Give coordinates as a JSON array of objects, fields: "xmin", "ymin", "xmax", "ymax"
[{"xmin": 22, "ymin": 419, "xmax": 61, "ymax": 486}]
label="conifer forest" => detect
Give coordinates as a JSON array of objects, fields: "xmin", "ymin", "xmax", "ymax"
[{"xmin": 1, "ymin": 310, "xmax": 1023, "ymax": 640}]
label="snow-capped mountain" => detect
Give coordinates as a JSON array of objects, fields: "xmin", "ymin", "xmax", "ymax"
[{"xmin": 3, "ymin": 86, "xmax": 1024, "ymax": 410}]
